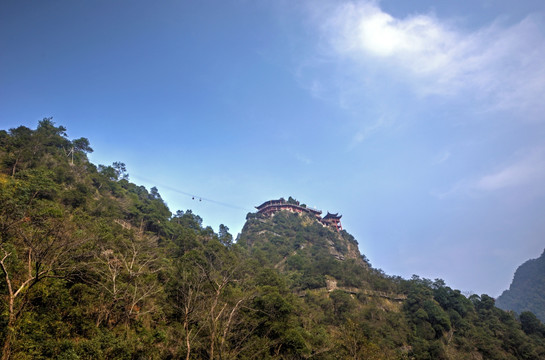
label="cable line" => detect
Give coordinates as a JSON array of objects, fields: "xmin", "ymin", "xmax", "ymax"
[{"xmin": 131, "ymin": 174, "xmax": 252, "ymax": 212}]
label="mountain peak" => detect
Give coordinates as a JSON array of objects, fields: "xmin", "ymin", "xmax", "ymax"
[
  {"xmin": 239, "ymin": 198, "xmax": 368, "ymax": 291},
  {"xmin": 254, "ymin": 197, "xmax": 343, "ymax": 232},
  {"xmin": 496, "ymin": 248, "xmax": 545, "ymax": 322}
]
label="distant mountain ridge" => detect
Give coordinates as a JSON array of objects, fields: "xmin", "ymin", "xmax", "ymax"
[{"xmin": 497, "ymin": 249, "xmax": 545, "ymax": 322}]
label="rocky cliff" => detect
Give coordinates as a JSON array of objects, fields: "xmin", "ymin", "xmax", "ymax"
[{"xmin": 497, "ymin": 249, "xmax": 545, "ymax": 322}]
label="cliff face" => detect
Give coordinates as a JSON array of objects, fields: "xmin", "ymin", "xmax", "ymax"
[
  {"xmin": 238, "ymin": 209, "xmax": 369, "ymax": 290},
  {"xmin": 496, "ymin": 249, "xmax": 545, "ymax": 322}
]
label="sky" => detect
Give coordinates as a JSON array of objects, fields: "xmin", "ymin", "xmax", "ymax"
[{"xmin": 1, "ymin": 0, "xmax": 544, "ymax": 297}]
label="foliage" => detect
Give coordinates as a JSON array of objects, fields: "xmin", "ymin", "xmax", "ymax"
[{"xmin": 0, "ymin": 120, "xmax": 544, "ymax": 359}]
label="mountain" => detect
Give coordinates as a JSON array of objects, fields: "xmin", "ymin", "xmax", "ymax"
[
  {"xmin": 239, "ymin": 201, "xmax": 370, "ymax": 292},
  {"xmin": 2, "ymin": 120, "xmax": 545, "ymax": 359},
  {"xmin": 238, "ymin": 198, "xmax": 545, "ymax": 359},
  {"xmin": 497, "ymin": 249, "xmax": 545, "ymax": 322}
]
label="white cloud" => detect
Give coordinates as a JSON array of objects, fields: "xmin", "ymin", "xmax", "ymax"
[
  {"xmin": 432, "ymin": 147, "xmax": 545, "ymax": 199},
  {"xmin": 351, "ymin": 115, "xmax": 391, "ymax": 144},
  {"xmin": 308, "ymin": 79, "xmax": 326, "ymax": 100},
  {"xmin": 315, "ymin": 1, "xmax": 545, "ymax": 119},
  {"xmin": 475, "ymin": 148, "xmax": 545, "ymax": 191},
  {"xmin": 326, "ymin": 3, "xmax": 455, "ymax": 70},
  {"xmin": 430, "ymin": 179, "xmax": 468, "ymax": 200},
  {"xmin": 432, "ymin": 151, "xmax": 451, "ymax": 165}
]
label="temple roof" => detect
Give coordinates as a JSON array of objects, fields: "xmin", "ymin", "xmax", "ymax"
[
  {"xmin": 255, "ymin": 198, "xmax": 322, "ymax": 215},
  {"xmin": 323, "ymin": 212, "xmax": 342, "ymax": 220},
  {"xmin": 302, "ymin": 207, "xmax": 322, "ymax": 215},
  {"xmin": 255, "ymin": 198, "xmax": 285, "ymax": 210}
]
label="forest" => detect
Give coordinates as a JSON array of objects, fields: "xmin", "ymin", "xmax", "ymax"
[{"xmin": 1, "ymin": 119, "xmax": 545, "ymax": 359}]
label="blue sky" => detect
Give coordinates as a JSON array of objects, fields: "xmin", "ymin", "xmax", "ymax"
[{"xmin": 1, "ymin": 0, "xmax": 544, "ymax": 297}]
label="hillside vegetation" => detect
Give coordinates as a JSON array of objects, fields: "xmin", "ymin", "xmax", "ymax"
[
  {"xmin": 497, "ymin": 249, "xmax": 545, "ymax": 324},
  {"xmin": 1, "ymin": 120, "xmax": 545, "ymax": 359}
]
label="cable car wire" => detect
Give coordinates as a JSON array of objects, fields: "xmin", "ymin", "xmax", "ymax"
[{"xmin": 131, "ymin": 174, "xmax": 252, "ymax": 212}]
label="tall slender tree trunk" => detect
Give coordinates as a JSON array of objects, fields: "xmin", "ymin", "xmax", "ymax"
[
  {"xmin": 184, "ymin": 304, "xmax": 192, "ymax": 360},
  {"xmin": 209, "ymin": 288, "xmax": 226, "ymax": 360},
  {"xmin": 2, "ymin": 334, "xmax": 12, "ymax": 360},
  {"xmin": 1, "ymin": 251, "xmax": 15, "ymax": 360},
  {"xmin": 2, "ymin": 298, "xmax": 15, "ymax": 360},
  {"xmin": 10, "ymin": 156, "xmax": 19, "ymax": 177},
  {"xmin": 209, "ymin": 292, "xmax": 219, "ymax": 360},
  {"xmin": 219, "ymin": 298, "xmax": 244, "ymax": 359}
]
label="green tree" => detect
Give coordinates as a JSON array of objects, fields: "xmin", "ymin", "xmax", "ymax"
[
  {"xmin": 520, "ymin": 311, "xmax": 545, "ymax": 336},
  {"xmin": 218, "ymin": 224, "xmax": 233, "ymax": 247},
  {"xmin": 0, "ymin": 173, "xmax": 86, "ymax": 359}
]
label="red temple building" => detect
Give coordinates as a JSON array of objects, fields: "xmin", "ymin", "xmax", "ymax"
[
  {"xmin": 256, "ymin": 198, "xmax": 342, "ymax": 231},
  {"xmin": 255, "ymin": 198, "xmax": 322, "ymax": 218},
  {"xmin": 321, "ymin": 212, "xmax": 343, "ymax": 232}
]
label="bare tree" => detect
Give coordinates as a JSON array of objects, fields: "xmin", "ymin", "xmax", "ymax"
[
  {"xmin": 87, "ymin": 223, "xmax": 161, "ymax": 328},
  {"xmin": 171, "ymin": 260, "xmax": 207, "ymax": 360},
  {"xmin": 0, "ymin": 208, "xmax": 84, "ymax": 360},
  {"xmin": 197, "ymin": 244, "xmax": 252, "ymax": 360},
  {"xmin": 170, "ymin": 242, "xmax": 254, "ymax": 360}
]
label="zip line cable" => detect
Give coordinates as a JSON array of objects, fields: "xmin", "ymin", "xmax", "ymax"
[{"xmin": 131, "ymin": 174, "xmax": 253, "ymax": 212}]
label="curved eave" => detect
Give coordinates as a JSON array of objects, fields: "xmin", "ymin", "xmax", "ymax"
[{"xmin": 323, "ymin": 212, "xmax": 342, "ymax": 220}]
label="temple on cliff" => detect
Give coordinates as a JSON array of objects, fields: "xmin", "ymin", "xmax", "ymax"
[
  {"xmin": 255, "ymin": 198, "xmax": 342, "ymax": 231},
  {"xmin": 255, "ymin": 198, "xmax": 322, "ymax": 217},
  {"xmin": 321, "ymin": 212, "xmax": 343, "ymax": 232}
]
